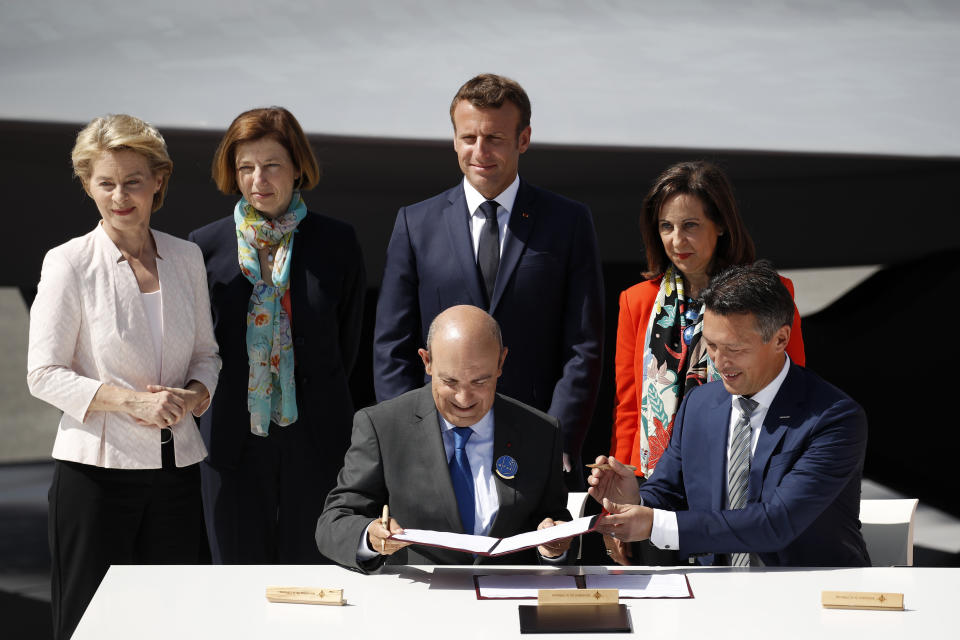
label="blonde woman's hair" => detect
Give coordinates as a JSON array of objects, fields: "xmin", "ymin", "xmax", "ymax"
[{"xmin": 71, "ymin": 114, "xmax": 173, "ymax": 212}]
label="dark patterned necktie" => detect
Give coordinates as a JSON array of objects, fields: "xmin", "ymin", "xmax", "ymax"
[
  {"xmin": 477, "ymin": 200, "xmax": 500, "ymax": 303},
  {"xmin": 728, "ymin": 396, "xmax": 759, "ymax": 567}
]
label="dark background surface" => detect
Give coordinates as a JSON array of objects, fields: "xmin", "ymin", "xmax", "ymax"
[{"xmin": 4, "ymin": 119, "xmax": 959, "ymax": 515}]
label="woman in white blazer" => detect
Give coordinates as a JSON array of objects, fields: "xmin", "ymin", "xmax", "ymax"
[{"xmin": 27, "ymin": 114, "xmax": 220, "ymax": 640}]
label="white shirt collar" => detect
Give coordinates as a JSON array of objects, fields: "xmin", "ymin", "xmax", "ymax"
[
  {"xmin": 463, "ymin": 175, "xmax": 520, "ymax": 216},
  {"xmin": 737, "ymin": 355, "xmax": 791, "ymax": 415},
  {"xmin": 438, "ymin": 407, "xmax": 495, "ymax": 439}
]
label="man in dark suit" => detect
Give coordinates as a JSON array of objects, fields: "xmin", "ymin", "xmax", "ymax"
[
  {"xmin": 589, "ymin": 262, "xmax": 870, "ymax": 567},
  {"xmin": 373, "ymin": 74, "xmax": 604, "ymax": 485},
  {"xmin": 317, "ymin": 305, "xmax": 573, "ymax": 571}
]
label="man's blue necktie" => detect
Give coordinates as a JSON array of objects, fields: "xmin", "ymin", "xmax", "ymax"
[{"xmin": 449, "ymin": 426, "xmax": 475, "ymax": 534}]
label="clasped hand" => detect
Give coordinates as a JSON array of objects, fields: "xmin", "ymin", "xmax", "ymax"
[
  {"xmin": 537, "ymin": 518, "xmax": 573, "ymax": 558},
  {"xmin": 587, "ymin": 455, "xmax": 654, "ymax": 544},
  {"xmin": 130, "ymin": 385, "xmax": 202, "ymax": 428}
]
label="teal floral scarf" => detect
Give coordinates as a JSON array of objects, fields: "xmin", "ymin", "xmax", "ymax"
[
  {"xmin": 234, "ymin": 193, "xmax": 307, "ymax": 435},
  {"xmin": 638, "ymin": 264, "xmax": 719, "ymax": 477}
]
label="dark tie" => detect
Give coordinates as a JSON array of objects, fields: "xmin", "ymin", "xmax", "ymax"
[
  {"xmin": 728, "ymin": 396, "xmax": 759, "ymax": 567},
  {"xmin": 477, "ymin": 200, "xmax": 500, "ymax": 303},
  {"xmin": 449, "ymin": 426, "xmax": 475, "ymax": 534}
]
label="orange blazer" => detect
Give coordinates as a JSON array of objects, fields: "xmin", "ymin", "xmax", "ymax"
[{"xmin": 610, "ymin": 275, "xmax": 805, "ymax": 475}]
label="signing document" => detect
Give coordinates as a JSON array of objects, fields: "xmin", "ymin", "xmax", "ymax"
[
  {"xmin": 391, "ymin": 514, "xmax": 597, "ymax": 556},
  {"xmin": 475, "ymin": 572, "xmax": 693, "ymax": 599},
  {"xmin": 584, "ymin": 573, "xmax": 692, "ymax": 598}
]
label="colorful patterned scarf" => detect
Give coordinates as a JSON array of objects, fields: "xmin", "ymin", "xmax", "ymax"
[
  {"xmin": 234, "ymin": 193, "xmax": 306, "ymax": 435},
  {"xmin": 638, "ymin": 264, "xmax": 719, "ymax": 477}
]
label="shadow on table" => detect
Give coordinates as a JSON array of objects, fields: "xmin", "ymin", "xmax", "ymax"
[{"xmin": 391, "ymin": 564, "xmax": 871, "ymax": 593}]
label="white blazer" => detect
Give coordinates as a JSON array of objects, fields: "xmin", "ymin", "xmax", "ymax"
[{"xmin": 27, "ymin": 224, "xmax": 221, "ymax": 469}]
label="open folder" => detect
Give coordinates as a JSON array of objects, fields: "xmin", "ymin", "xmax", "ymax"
[{"xmin": 389, "ymin": 514, "xmax": 599, "ymax": 556}]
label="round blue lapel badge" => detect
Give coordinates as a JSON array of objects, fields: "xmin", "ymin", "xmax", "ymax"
[{"xmin": 495, "ymin": 455, "xmax": 518, "ymax": 480}]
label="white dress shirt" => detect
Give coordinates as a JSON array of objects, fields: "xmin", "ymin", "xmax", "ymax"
[
  {"xmin": 437, "ymin": 409, "xmax": 500, "ymax": 535},
  {"xmin": 649, "ymin": 356, "xmax": 792, "ymax": 551},
  {"xmin": 141, "ymin": 289, "xmax": 163, "ymax": 381},
  {"xmin": 463, "ymin": 175, "xmax": 520, "ymax": 259}
]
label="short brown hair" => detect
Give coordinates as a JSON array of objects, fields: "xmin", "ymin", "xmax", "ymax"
[
  {"xmin": 71, "ymin": 114, "xmax": 173, "ymax": 213},
  {"xmin": 449, "ymin": 74, "xmax": 531, "ymax": 137},
  {"xmin": 640, "ymin": 161, "xmax": 755, "ymax": 279},
  {"xmin": 211, "ymin": 107, "xmax": 320, "ymax": 194}
]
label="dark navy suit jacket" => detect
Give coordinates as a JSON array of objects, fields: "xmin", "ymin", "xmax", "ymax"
[
  {"xmin": 188, "ymin": 212, "xmax": 365, "ymax": 488},
  {"xmin": 372, "ymin": 180, "xmax": 604, "ymax": 459},
  {"xmin": 640, "ymin": 362, "xmax": 871, "ymax": 567}
]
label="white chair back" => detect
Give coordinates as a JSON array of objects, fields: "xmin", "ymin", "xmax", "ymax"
[
  {"xmin": 566, "ymin": 491, "xmax": 590, "ymax": 519},
  {"xmin": 859, "ymin": 498, "xmax": 919, "ymax": 566},
  {"xmin": 565, "ymin": 491, "xmax": 590, "ymax": 561}
]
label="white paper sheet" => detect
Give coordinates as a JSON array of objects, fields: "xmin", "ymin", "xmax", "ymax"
[
  {"xmin": 584, "ymin": 573, "xmax": 691, "ymax": 598},
  {"xmin": 391, "ymin": 529, "xmax": 500, "ymax": 554},
  {"xmin": 476, "ymin": 574, "xmax": 579, "ymax": 599},
  {"xmin": 389, "ymin": 514, "xmax": 596, "ymax": 556},
  {"xmin": 491, "ymin": 515, "xmax": 597, "ymax": 554}
]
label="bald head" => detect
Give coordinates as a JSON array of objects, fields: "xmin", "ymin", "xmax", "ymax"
[
  {"xmin": 418, "ymin": 305, "xmax": 508, "ymax": 427},
  {"xmin": 425, "ymin": 305, "xmax": 503, "ymax": 354}
]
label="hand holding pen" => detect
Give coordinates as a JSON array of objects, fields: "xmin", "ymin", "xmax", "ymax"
[{"xmin": 366, "ymin": 504, "xmax": 410, "ymax": 556}]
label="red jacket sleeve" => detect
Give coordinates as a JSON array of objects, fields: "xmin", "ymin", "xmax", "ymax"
[{"xmin": 779, "ymin": 276, "xmax": 806, "ymax": 367}]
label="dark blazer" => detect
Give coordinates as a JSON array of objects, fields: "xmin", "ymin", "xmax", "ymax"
[
  {"xmin": 639, "ymin": 362, "xmax": 870, "ymax": 567},
  {"xmin": 188, "ymin": 212, "xmax": 365, "ymax": 489},
  {"xmin": 373, "ymin": 179, "xmax": 604, "ymax": 459},
  {"xmin": 316, "ymin": 385, "xmax": 571, "ymax": 571}
]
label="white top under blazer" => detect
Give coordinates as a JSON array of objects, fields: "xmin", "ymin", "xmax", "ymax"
[{"xmin": 27, "ymin": 223, "xmax": 221, "ymax": 469}]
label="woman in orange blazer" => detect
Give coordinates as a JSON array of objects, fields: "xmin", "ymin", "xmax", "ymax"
[{"xmin": 609, "ymin": 162, "xmax": 804, "ymax": 563}]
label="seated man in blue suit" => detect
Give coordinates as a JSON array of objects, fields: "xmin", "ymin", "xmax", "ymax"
[
  {"xmin": 373, "ymin": 73, "xmax": 604, "ymax": 487},
  {"xmin": 588, "ymin": 261, "xmax": 870, "ymax": 567},
  {"xmin": 317, "ymin": 305, "xmax": 574, "ymax": 572}
]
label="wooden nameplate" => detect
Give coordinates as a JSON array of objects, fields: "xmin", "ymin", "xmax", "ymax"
[
  {"xmin": 265, "ymin": 586, "xmax": 346, "ymax": 605},
  {"xmin": 821, "ymin": 590, "xmax": 903, "ymax": 611},
  {"xmin": 538, "ymin": 589, "xmax": 619, "ymax": 605}
]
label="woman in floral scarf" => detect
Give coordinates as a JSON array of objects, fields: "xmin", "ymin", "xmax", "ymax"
[
  {"xmin": 608, "ymin": 161, "xmax": 805, "ymax": 564},
  {"xmin": 189, "ymin": 107, "xmax": 365, "ymax": 564}
]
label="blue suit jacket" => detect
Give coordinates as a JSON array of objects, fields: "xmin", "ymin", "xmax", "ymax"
[
  {"xmin": 373, "ymin": 180, "xmax": 604, "ymax": 459},
  {"xmin": 640, "ymin": 362, "xmax": 870, "ymax": 567}
]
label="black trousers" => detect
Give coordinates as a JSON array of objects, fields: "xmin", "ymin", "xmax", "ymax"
[
  {"xmin": 200, "ymin": 420, "xmax": 332, "ymax": 564},
  {"xmin": 48, "ymin": 442, "xmax": 201, "ymax": 640}
]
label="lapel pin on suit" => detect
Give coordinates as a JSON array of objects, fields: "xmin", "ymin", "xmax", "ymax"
[
  {"xmin": 521, "ymin": 212, "xmax": 529, "ymax": 218},
  {"xmin": 496, "ymin": 455, "xmax": 518, "ymax": 480}
]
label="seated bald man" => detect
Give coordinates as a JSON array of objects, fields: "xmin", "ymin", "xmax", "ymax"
[
  {"xmin": 589, "ymin": 261, "xmax": 870, "ymax": 567},
  {"xmin": 316, "ymin": 305, "xmax": 572, "ymax": 571}
]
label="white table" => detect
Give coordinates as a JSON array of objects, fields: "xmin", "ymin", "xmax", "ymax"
[{"xmin": 74, "ymin": 564, "xmax": 957, "ymax": 639}]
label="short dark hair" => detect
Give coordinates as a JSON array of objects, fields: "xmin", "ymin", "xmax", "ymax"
[
  {"xmin": 449, "ymin": 74, "xmax": 531, "ymax": 137},
  {"xmin": 640, "ymin": 161, "xmax": 755, "ymax": 279},
  {"xmin": 700, "ymin": 260, "xmax": 794, "ymax": 342},
  {"xmin": 211, "ymin": 107, "xmax": 320, "ymax": 194}
]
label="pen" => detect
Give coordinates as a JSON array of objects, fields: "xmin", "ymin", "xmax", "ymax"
[
  {"xmin": 586, "ymin": 462, "xmax": 638, "ymax": 472},
  {"xmin": 380, "ymin": 505, "xmax": 389, "ymax": 553}
]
